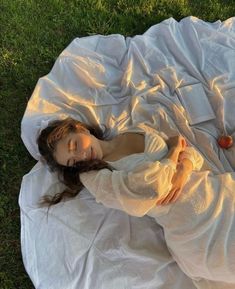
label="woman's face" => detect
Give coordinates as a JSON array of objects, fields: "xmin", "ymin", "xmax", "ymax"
[{"xmin": 53, "ymin": 130, "xmax": 103, "ymax": 166}]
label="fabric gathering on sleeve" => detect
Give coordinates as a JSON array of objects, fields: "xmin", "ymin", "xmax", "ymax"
[
  {"xmin": 80, "ymin": 158, "xmax": 176, "ymax": 217},
  {"xmin": 80, "ymin": 125, "xmax": 204, "ymax": 217},
  {"xmin": 179, "ymin": 146, "xmax": 204, "ymax": 171}
]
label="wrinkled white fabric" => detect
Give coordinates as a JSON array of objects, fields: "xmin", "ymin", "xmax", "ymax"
[
  {"xmin": 83, "ymin": 128, "xmax": 235, "ymax": 285},
  {"xmin": 80, "ymin": 124, "xmax": 204, "ymax": 217},
  {"xmin": 151, "ymin": 170, "xmax": 235, "ymax": 285},
  {"xmin": 20, "ymin": 16, "xmax": 235, "ymax": 289},
  {"xmin": 21, "ymin": 17, "xmax": 235, "ymax": 174},
  {"xmin": 19, "ymin": 162, "xmax": 195, "ymax": 289}
]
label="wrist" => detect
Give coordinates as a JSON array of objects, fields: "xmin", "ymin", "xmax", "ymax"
[{"xmin": 178, "ymin": 158, "xmax": 193, "ymax": 172}]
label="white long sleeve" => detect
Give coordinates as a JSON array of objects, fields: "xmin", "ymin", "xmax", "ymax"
[
  {"xmin": 80, "ymin": 158, "xmax": 176, "ymax": 217},
  {"xmin": 179, "ymin": 146, "xmax": 204, "ymax": 171}
]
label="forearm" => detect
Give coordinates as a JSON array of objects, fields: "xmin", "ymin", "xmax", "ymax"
[
  {"xmin": 178, "ymin": 158, "xmax": 193, "ymax": 173},
  {"xmin": 179, "ymin": 146, "xmax": 204, "ymax": 171}
]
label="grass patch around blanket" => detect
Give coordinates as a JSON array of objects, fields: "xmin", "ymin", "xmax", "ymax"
[{"xmin": 1, "ymin": 0, "xmax": 235, "ymax": 288}]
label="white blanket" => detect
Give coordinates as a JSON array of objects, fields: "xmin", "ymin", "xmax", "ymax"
[{"xmin": 20, "ymin": 16, "xmax": 235, "ymax": 289}]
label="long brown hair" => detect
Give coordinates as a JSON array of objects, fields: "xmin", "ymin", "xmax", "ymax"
[{"xmin": 37, "ymin": 117, "xmax": 113, "ymax": 206}]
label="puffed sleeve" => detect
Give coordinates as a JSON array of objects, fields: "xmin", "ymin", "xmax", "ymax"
[
  {"xmin": 80, "ymin": 159, "xmax": 176, "ymax": 217},
  {"xmin": 179, "ymin": 146, "xmax": 204, "ymax": 171}
]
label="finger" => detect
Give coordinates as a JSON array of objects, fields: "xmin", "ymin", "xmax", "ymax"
[
  {"xmin": 181, "ymin": 138, "xmax": 187, "ymax": 150},
  {"xmin": 156, "ymin": 186, "xmax": 181, "ymax": 205},
  {"xmin": 156, "ymin": 198, "xmax": 165, "ymax": 205},
  {"xmin": 156, "ymin": 195, "xmax": 172, "ymax": 205},
  {"xmin": 168, "ymin": 189, "xmax": 181, "ymax": 203},
  {"xmin": 178, "ymin": 135, "xmax": 186, "ymax": 147},
  {"xmin": 160, "ymin": 190, "xmax": 177, "ymax": 205},
  {"xmin": 162, "ymin": 187, "xmax": 183, "ymax": 205}
]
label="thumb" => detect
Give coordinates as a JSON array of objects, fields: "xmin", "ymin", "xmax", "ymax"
[{"xmin": 181, "ymin": 138, "xmax": 187, "ymax": 149}]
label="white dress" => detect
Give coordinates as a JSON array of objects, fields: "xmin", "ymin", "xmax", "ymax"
[{"xmin": 80, "ymin": 124, "xmax": 235, "ymax": 285}]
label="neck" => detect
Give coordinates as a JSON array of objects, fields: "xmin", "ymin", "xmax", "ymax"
[{"xmin": 99, "ymin": 136, "xmax": 121, "ymax": 160}]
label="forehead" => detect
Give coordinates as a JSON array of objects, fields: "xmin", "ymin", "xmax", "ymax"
[
  {"xmin": 55, "ymin": 131, "xmax": 85, "ymax": 148},
  {"xmin": 56, "ymin": 126, "xmax": 88, "ymax": 140}
]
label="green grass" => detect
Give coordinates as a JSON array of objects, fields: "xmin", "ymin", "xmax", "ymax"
[{"xmin": 1, "ymin": 0, "xmax": 235, "ymax": 288}]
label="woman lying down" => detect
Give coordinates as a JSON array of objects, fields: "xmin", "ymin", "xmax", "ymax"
[{"xmin": 38, "ymin": 117, "xmax": 235, "ymax": 285}]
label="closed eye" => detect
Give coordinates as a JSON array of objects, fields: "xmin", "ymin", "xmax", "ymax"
[{"xmin": 68, "ymin": 140, "xmax": 77, "ymax": 152}]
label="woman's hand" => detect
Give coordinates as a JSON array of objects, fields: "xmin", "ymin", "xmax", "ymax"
[
  {"xmin": 166, "ymin": 135, "xmax": 187, "ymax": 152},
  {"xmin": 165, "ymin": 135, "xmax": 187, "ymax": 165},
  {"xmin": 156, "ymin": 158, "xmax": 193, "ymax": 206}
]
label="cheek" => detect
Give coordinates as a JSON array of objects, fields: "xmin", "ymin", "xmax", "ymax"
[
  {"xmin": 54, "ymin": 142, "xmax": 68, "ymax": 165},
  {"xmin": 79, "ymin": 135, "xmax": 92, "ymax": 150}
]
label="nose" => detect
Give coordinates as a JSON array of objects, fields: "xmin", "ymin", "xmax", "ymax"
[
  {"xmin": 68, "ymin": 142, "xmax": 88, "ymax": 161},
  {"xmin": 73, "ymin": 151, "xmax": 88, "ymax": 161},
  {"xmin": 79, "ymin": 151, "xmax": 88, "ymax": 160}
]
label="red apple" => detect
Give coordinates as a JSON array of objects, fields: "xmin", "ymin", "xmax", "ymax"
[{"xmin": 217, "ymin": 135, "xmax": 233, "ymax": 149}]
